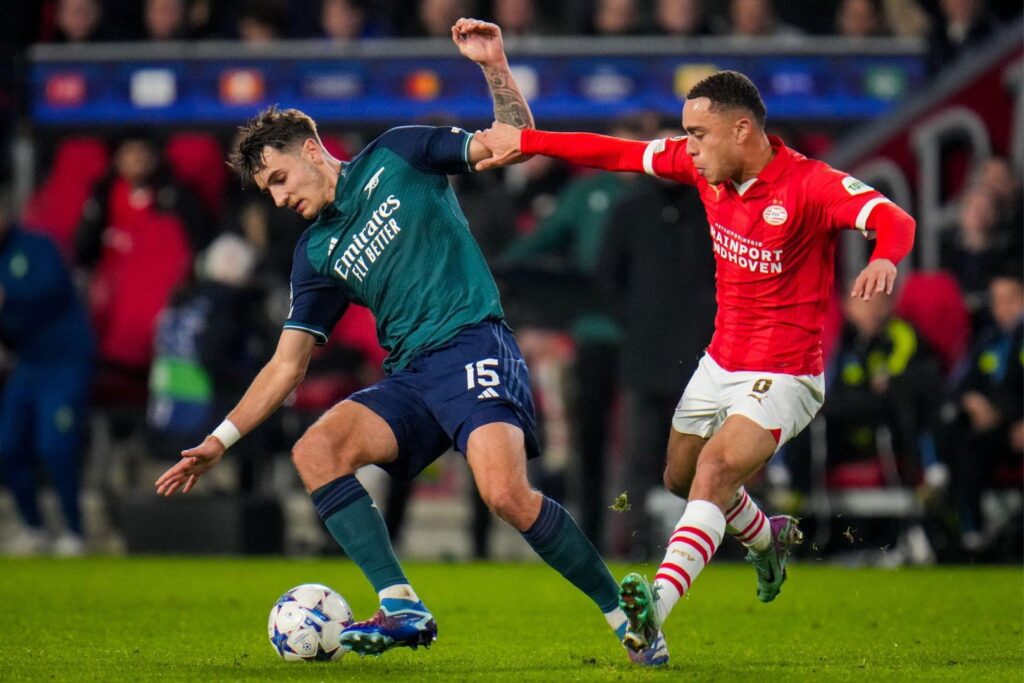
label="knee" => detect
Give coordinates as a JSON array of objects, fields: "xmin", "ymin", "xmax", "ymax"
[
  {"xmin": 691, "ymin": 455, "xmax": 741, "ymax": 500},
  {"xmin": 479, "ymin": 485, "xmax": 536, "ymax": 529},
  {"xmin": 292, "ymin": 428, "xmax": 355, "ymax": 473},
  {"xmin": 662, "ymin": 466, "xmax": 690, "ymax": 498}
]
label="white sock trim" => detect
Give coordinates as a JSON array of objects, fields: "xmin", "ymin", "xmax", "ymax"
[
  {"xmin": 604, "ymin": 607, "xmax": 627, "ymax": 633},
  {"xmin": 379, "ymin": 584, "xmax": 419, "ymax": 602}
]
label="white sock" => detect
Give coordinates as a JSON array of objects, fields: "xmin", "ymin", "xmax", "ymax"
[
  {"xmin": 379, "ymin": 584, "xmax": 419, "ymax": 603},
  {"xmin": 604, "ymin": 607, "xmax": 628, "ymax": 634},
  {"xmin": 652, "ymin": 500, "xmax": 724, "ymax": 624},
  {"xmin": 724, "ymin": 487, "xmax": 772, "ymax": 553}
]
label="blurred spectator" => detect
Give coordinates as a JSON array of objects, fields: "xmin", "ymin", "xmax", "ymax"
[
  {"xmin": 881, "ymin": 0, "xmax": 932, "ymax": 37},
  {"xmin": 894, "ymin": 271, "xmax": 971, "ymax": 376},
  {"xmin": 940, "ymin": 186, "xmax": 1010, "ymax": 329},
  {"xmin": 493, "ymin": 0, "xmax": 542, "ymax": 36},
  {"xmin": 836, "ymin": 0, "xmax": 887, "ymax": 37},
  {"xmin": 590, "ymin": 0, "xmax": 643, "ymax": 35},
  {"xmin": 0, "ymin": 197, "xmax": 94, "ymax": 556},
  {"xmin": 164, "ymin": 132, "xmax": 228, "ymax": 223},
  {"xmin": 54, "ymin": 0, "xmax": 117, "ymax": 42},
  {"xmin": 180, "ymin": 0, "xmax": 217, "ymax": 38},
  {"xmin": 974, "ymin": 157, "xmax": 1023, "ymax": 247},
  {"xmin": 726, "ymin": 0, "xmax": 804, "ymax": 38},
  {"xmin": 598, "ymin": 174, "xmax": 716, "ymax": 559},
  {"xmin": 822, "ymin": 292, "xmax": 944, "ymax": 490},
  {"xmin": 927, "ymin": 0, "xmax": 998, "ymax": 74},
  {"xmin": 653, "ymin": 0, "xmax": 712, "ymax": 36},
  {"xmin": 219, "ymin": 188, "xmax": 304, "ymax": 284},
  {"xmin": 944, "ymin": 269, "xmax": 1023, "ymax": 553},
  {"xmin": 415, "ymin": 0, "xmax": 473, "ymax": 37},
  {"xmin": 76, "ymin": 133, "xmax": 198, "ymax": 389},
  {"xmin": 147, "ymin": 234, "xmax": 271, "ymax": 466},
  {"xmin": 503, "ymin": 154, "xmax": 573, "ymax": 232},
  {"xmin": 22, "ymin": 137, "xmax": 110, "ymax": 262},
  {"xmin": 236, "ymin": 0, "xmax": 287, "ymax": 42},
  {"xmin": 143, "ymin": 0, "xmax": 189, "ymax": 40},
  {"xmin": 450, "ymin": 171, "xmax": 518, "ymax": 264},
  {"xmin": 78, "ymin": 134, "xmax": 207, "ymax": 257},
  {"xmin": 320, "ymin": 0, "xmax": 389, "ymax": 39}
]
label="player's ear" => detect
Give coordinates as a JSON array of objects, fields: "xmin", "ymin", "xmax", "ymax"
[
  {"xmin": 734, "ymin": 116, "xmax": 752, "ymax": 144},
  {"xmin": 302, "ymin": 138, "xmax": 322, "ymax": 164}
]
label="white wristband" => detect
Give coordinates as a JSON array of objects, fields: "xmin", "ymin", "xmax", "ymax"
[{"xmin": 211, "ymin": 420, "xmax": 241, "ymax": 450}]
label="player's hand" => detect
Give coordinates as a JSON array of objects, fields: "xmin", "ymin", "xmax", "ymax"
[
  {"xmin": 474, "ymin": 122, "xmax": 527, "ymax": 170},
  {"xmin": 851, "ymin": 258, "xmax": 897, "ymax": 300},
  {"xmin": 451, "ymin": 18, "xmax": 506, "ymax": 67},
  {"xmin": 155, "ymin": 435, "xmax": 226, "ymax": 496}
]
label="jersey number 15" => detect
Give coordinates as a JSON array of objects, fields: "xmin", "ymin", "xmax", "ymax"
[{"xmin": 465, "ymin": 359, "xmax": 501, "ymax": 389}]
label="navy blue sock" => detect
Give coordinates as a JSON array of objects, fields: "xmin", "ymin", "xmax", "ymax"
[
  {"xmin": 522, "ymin": 496, "xmax": 619, "ymax": 613},
  {"xmin": 311, "ymin": 474, "xmax": 408, "ymax": 593}
]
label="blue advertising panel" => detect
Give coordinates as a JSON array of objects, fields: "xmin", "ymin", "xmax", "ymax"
[{"xmin": 29, "ymin": 39, "xmax": 926, "ymax": 126}]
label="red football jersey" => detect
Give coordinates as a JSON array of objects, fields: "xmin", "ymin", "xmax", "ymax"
[{"xmin": 641, "ymin": 135, "xmax": 892, "ymax": 375}]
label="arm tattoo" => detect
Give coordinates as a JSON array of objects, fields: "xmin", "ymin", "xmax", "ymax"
[{"xmin": 483, "ymin": 64, "xmax": 535, "ymax": 129}]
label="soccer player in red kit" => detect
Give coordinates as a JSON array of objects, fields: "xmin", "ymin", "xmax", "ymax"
[{"xmin": 476, "ymin": 70, "xmax": 915, "ymax": 653}]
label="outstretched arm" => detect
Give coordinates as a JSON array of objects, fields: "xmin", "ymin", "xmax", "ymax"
[
  {"xmin": 451, "ymin": 18, "xmax": 534, "ymax": 166},
  {"xmin": 475, "ymin": 124, "xmax": 652, "ymax": 172},
  {"xmin": 155, "ymin": 329, "xmax": 315, "ymax": 495}
]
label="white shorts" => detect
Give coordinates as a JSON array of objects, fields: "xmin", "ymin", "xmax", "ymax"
[{"xmin": 672, "ymin": 353, "xmax": 825, "ymax": 451}]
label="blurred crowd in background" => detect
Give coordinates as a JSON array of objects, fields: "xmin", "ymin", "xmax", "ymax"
[
  {"xmin": 1, "ymin": 0, "xmax": 1017, "ymax": 50},
  {"xmin": 0, "ymin": 0, "xmax": 1021, "ymax": 565}
]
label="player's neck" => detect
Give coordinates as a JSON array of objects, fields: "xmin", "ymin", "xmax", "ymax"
[
  {"xmin": 734, "ymin": 134, "xmax": 774, "ymax": 184},
  {"xmin": 323, "ymin": 154, "xmax": 343, "ymax": 202}
]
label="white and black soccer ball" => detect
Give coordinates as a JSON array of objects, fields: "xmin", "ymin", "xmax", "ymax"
[{"xmin": 268, "ymin": 583, "xmax": 354, "ymax": 661}]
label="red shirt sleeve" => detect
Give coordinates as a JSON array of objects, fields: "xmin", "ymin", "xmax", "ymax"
[
  {"xmin": 643, "ymin": 136, "xmax": 699, "ymax": 186},
  {"xmin": 865, "ymin": 200, "xmax": 916, "ymax": 265},
  {"xmin": 805, "ymin": 162, "xmax": 889, "ymax": 232},
  {"xmin": 805, "ymin": 161, "xmax": 915, "ymax": 264},
  {"xmin": 520, "ymin": 130, "xmax": 699, "ymax": 185}
]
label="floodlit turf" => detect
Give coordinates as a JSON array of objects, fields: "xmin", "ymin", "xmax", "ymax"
[{"xmin": 1, "ymin": 558, "xmax": 1020, "ymax": 681}]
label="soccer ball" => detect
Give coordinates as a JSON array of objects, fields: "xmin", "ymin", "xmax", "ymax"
[{"xmin": 268, "ymin": 583, "xmax": 354, "ymax": 661}]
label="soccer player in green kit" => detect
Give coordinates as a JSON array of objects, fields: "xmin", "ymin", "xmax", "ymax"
[{"xmin": 154, "ymin": 19, "xmax": 666, "ymax": 665}]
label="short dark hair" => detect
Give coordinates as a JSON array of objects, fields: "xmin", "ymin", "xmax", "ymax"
[
  {"xmin": 686, "ymin": 70, "xmax": 767, "ymax": 128},
  {"xmin": 228, "ymin": 105, "xmax": 321, "ymax": 183}
]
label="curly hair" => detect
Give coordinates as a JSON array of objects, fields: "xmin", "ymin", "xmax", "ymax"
[
  {"xmin": 687, "ymin": 71, "xmax": 767, "ymax": 128},
  {"xmin": 227, "ymin": 105, "xmax": 321, "ymax": 184}
]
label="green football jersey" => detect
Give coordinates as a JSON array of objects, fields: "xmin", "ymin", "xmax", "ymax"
[{"xmin": 284, "ymin": 126, "xmax": 505, "ymax": 372}]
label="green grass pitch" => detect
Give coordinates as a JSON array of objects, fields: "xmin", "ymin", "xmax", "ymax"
[{"xmin": 1, "ymin": 558, "xmax": 1020, "ymax": 681}]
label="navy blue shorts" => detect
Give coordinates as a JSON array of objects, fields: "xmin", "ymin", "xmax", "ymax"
[{"xmin": 349, "ymin": 320, "xmax": 540, "ymax": 481}]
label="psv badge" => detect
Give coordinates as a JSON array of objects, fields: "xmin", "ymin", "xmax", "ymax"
[{"xmin": 762, "ymin": 204, "xmax": 788, "ymax": 226}]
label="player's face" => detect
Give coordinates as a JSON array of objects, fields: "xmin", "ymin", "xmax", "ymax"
[
  {"xmin": 681, "ymin": 97, "xmax": 744, "ymax": 184},
  {"xmin": 254, "ymin": 143, "xmax": 330, "ymax": 220}
]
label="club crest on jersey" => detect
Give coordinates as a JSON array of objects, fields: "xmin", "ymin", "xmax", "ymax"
[
  {"xmin": 841, "ymin": 176, "xmax": 873, "ymax": 196},
  {"xmin": 364, "ymin": 167, "xmax": 385, "ymax": 198},
  {"xmin": 762, "ymin": 203, "xmax": 788, "ymax": 226}
]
